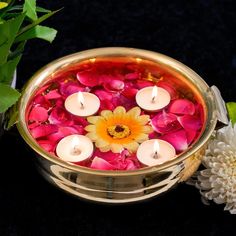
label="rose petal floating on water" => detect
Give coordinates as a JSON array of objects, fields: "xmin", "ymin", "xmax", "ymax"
[
  {"xmin": 77, "ymin": 70, "xmax": 101, "ymax": 87},
  {"xmin": 31, "ymin": 124, "xmax": 58, "ymax": 139},
  {"xmin": 90, "ymin": 157, "xmax": 115, "ymax": 170},
  {"xmin": 44, "ymin": 89, "xmax": 61, "ymax": 100},
  {"xmin": 33, "ymin": 94, "xmax": 51, "ymax": 109},
  {"xmin": 125, "ymin": 72, "xmax": 140, "ymax": 80},
  {"xmin": 38, "ymin": 140, "xmax": 56, "ymax": 152},
  {"xmin": 47, "ymin": 126, "xmax": 81, "ymax": 143},
  {"xmin": 185, "ymin": 129, "xmax": 197, "ymax": 144},
  {"xmin": 104, "ymin": 79, "xmax": 125, "ymax": 92},
  {"xmin": 29, "ymin": 106, "xmax": 48, "ymax": 123},
  {"xmin": 151, "ymin": 110, "xmax": 181, "ymax": 134},
  {"xmin": 136, "ymin": 80, "xmax": 154, "ymax": 89},
  {"xmin": 93, "ymin": 149, "xmax": 120, "ymax": 162},
  {"xmin": 157, "ymin": 81, "xmax": 178, "ymax": 100},
  {"xmin": 94, "ymin": 89, "xmax": 113, "ymax": 101},
  {"xmin": 60, "ymin": 81, "xmax": 85, "ymax": 97},
  {"xmin": 161, "ymin": 129, "xmax": 188, "ymax": 152},
  {"xmin": 122, "ymin": 83, "xmax": 138, "ymax": 99},
  {"xmin": 168, "ymin": 99, "xmax": 195, "ymax": 115},
  {"xmin": 178, "ymin": 115, "xmax": 202, "ymax": 131},
  {"xmin": 48, "ymin": 107, "xmax": 74, "ymax": 126}
]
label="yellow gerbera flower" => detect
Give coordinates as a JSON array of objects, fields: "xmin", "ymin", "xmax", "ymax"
[
  {"xmin": 0, "ymin": 2, "xmax": 8, "ymax": 9},
  {"xmin": 85, "ymin": 106, "xmax": 153, "ymax": 153}
]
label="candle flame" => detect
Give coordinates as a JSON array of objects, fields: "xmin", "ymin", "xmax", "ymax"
[
  {"xmin": 77, "ymin": 91, "xmax": 85, "ymax": 108},
  {"xmin": 151, "ymin": 86, "xmax": 158, "ymax": 103},
  {"xmin": 71, "ymin": 136, "xmax": 81, "ymax": 155},
  {"xmin": 153, "ymin": 140, "xmax": 160, "ymax": 159}
]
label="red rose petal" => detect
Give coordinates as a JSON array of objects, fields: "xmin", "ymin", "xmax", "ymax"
[
  {"xmin": 136, "ymin": 80, "xmax": 154, "ymax": 89},
  {"xmin": 29, "ymin": 106, "xmax": 48, "ymax": 123},
  {"xmin": 47, "ymin": 126, "xmax": 79, "ymax": 142},
  {"xmin": 169, "ymin": 99, "xmax": 195, "ymax": 115},
  {"xmin": 38, "ymin": 140, "xmax": 56, "ymax": 152},
  {"xmin": 31, "ymin": 124, "xmax": 58, "ymax": 139},
  {"xmin": 104, "ymin": 79, "xmax": 124, "ymax": 92},
  {"xmin": 161, "ymin": 129, "xmax": 188, "ymax": 152},
  {"xmin": 44, "ymin": 90, "xmax": 61, "ymax": 100},
  {"xmin": 178, "ymin": 115, "xmax": 202, "ymax": 131},
  {"xmin": 125, "ymin": 72, "xmax": 140, "ymax": 80},
  {"xmin": 157, "ymin": 81, "xmax": 178, "ymax": 100},
  {"xmin": 60, "ymin": 81, "xmax": 85, "ymax": 97},
  {"xmin": 122, "ymin": 83, "xmax": 138, "ymax": 99},
  {"xmin": 186, "ymin": 129, "xmax": 197, "ymax": 144},
  {"xmin": 94, "ymin": 89, "xmax": 113, "ymax": 101},
  {"xmin": 90, "ymin": 157, "xmax": 115, "ymax": 170},
  {"xmin": 48, "ymin": 107, "xmax": 74, "ymax": 126},
  {"xmin": 77, "ymin": 70, "xmax": 101, "ymax": 87},
  {"xmin": 151, "ymin": 111, "xmax": 181, "ymax": 134}
]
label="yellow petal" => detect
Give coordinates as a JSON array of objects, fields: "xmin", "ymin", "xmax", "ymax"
[
  {"xmin": 98, "ymin": 145, "xmax": 111, "ymax": 152},
  {"xmin": 127, "ymin": 106, "xmax": 141, "ymax": 117},
  {"xmin": 113, "ymin": 106, "xmax": 126, "ymax": 115},
  {"xmin": 86, "ymin": 132, "xmax": 98, "ymax": 141},
  {"xmin": 101, "ymin": 110, "xmax": 113, "ymax": 119},
  {"xmin": 137, "ymin": 115, "xmax": 150, "ymax": 125},
  {"xmin": 110, "ymin": 143, "xmax": 123, "ymax": 153},
  {"xmin": 135, "ymin": 133, "xmax": 149, "ymax": 143},
  {"xmin": 0, "ymin": 2, "xmax": 8, "ymax": 9},
  {"xmin": 84, "ymin": 125, "xmax": 96, "ymax": 132},
  {"xmin": 142, "ymin": 125, "xmax": 153, "ymax": 133},
  {"xmin": 96, "ymin": 139, "xmax": 109, "ymax": 148},
  {"xmin": 87, "ymin": 116, "xmax": 103, "ymax": 124},
  {"xmin": 124, "ymin": 141, "xmax": 139, "ymax": 152}
]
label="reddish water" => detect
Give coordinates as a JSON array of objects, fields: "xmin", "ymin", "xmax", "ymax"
[{"xmin": 26, "ymin": 57, "xmax": 205, "ymax": 171}]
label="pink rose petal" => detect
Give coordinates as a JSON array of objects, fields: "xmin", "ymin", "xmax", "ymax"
[
  {"xmin": 90, "ymin": 157, "xmax": 115, "ymax": 170},
  {"xmin": 48, "ymin": 107, "xmax": 74, "ymax": 126},
  {"xmin": 38, "ymin": 140, "xmax": 56, "ymax": 152},
  {"xmin": 33, "ymin": 95, "xmax": 51, "ymax": 109},
  {"xmin": 157, "ymin": 81, "xmax": 178, "ymax": 100},
  {"xmin": 161, "ymin": 129, "xmax": 188, "ymax": 152},
  {"xmin": 169, "ymin": 99, "xmax": 195, "ymax": 115},
  {"xmin": 104, "ymin": 79, "xmax": 125, "ymax": 92},
  {"xmin": 125, "ymin": 72, "xmax": 140, "ymax": 80},
  {"xmin": 136, "ymin": 80, "xmax": 154, "ymax": 89},
  {"xmin": 77, "ymin": 70, "xmax": 101, "ymax": 87},
  {"xmin": 31, "ymin": 124, "xmax": 58, "ymax": 139},
  {"xmin": 122, "ymin": 83, "xmax": 138, "ymax": 99},
  {"xmin": 44, "ymin": 90, "xmax": 61, "ymax": 100},
  {"xmin": 185, "ymin": 129, "xmax": 197, "ymax": 144},
  {"xmin": 93, "ymin": 149, "xmax": 120, "ymax": 162},
  {"xmin": 47, "ymin": 126, "xmax": 79, "ymax": 142},
  {"xmin": 177, "ymin": 115, "xmax": 202, "ymax": 131},
  {"xmin": 60, "ymin": 81, "xmax": 85, "ymax": 97},
  {"xmin": 94, "ymin": 89, "xmax": 113, "ymax": 101},
  {"xmin": 151, "ymin": 111, "xmax": 181, "ymax": 134},
  {"xmin": 29, "ymin": 106, "xmax": 48, "ymax": 123}
]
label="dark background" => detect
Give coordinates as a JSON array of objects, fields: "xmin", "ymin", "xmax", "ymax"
[{"xmin": 0, "ymin": 0, "xmax": 236, "ymax": 235}]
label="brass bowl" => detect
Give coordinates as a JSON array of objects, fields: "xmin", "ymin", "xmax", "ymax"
[{"xmin": 17, "ymin": 47, "xmax": 226, "ymax": 203}]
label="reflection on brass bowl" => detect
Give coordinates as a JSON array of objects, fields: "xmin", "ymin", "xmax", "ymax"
[{"xmin": 17, "ymin": 47, "xmax": 227, "ymax": 203}]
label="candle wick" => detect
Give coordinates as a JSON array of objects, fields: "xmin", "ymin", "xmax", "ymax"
[
  {"xmin": 151, "ymin": 96, "xmax": 156, "ymax": 103},
  {"xmin": 80, "ymin": 102, "xmax": 84, "ymax": 109},
  {"xmin": 153, "ymin": 151, "xmax": 159, "ymax": 159},
  {"xmin": 71, "ymin": 145, "xmax": 81, "ymax": 155}
]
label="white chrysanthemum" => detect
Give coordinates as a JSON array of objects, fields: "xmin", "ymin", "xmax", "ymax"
[{"xmin": 196, "ymin": 123, "xmax": 236, "ymax": 214}]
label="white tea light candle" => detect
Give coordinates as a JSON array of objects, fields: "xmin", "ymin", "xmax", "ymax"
[
  {"xmin": 135, "ymin": 86, "xmax": 170, "ymax": 111},
  {"xmin": 56, "ymin": 134, "xmax": 94, "ymax": 162},
  {"xmin": 65, "ymin": 91, "xmax": 100, "ymax": 117},
  {"xmin": 137, "ymin": 139, "xmax": 176, "ymax": 166}
]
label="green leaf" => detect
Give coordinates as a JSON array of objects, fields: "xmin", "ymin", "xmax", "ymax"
[
  {"xmin": 0, "ymin": 55, "xmax": 21, "ymax": 85},
  {"xmin": 36, "ymin": 6, "xmax": 51, "ymax": 13},
  {"xmin": 0, "ymin": 13, "xmax": 25, "ymax": 65},
  {"xmin": 23, "ymin": 0, "xmax": 37, "ymax": 21},
  {"xmin": 4, "ymin": 102, "xmax": 18, "ymax": 129},
  {"xmin": 226, "ymin": 102, "xmax": 236, "ymax": 125},
  {"xmin": 15, "ymin": 25, "xmax": 57, "ymax": 43},
  {"xmin": 17, "ymin": 8, "xmax": 62, "ymax": 36},
  {"xmin": 0, "ymin": 83, "xmax": 20, "ymax": 113},
  {"xmin": 8, "ymin": 40, "xmax": 26, "ymax": 60}
]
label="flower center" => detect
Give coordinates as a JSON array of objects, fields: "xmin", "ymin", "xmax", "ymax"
[{"xmin": 107, "ymin": 124, "xmax": 131, "ymax": 139}]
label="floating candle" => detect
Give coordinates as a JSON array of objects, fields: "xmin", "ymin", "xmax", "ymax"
[
  {"xmin": 56, "ymin": 134, "xmax": 94, "ymax": 162},
  {"xmin": 135, "ymin": 86, "xmax": 170, "ymax": 111},
  {"xmin": 65, "ymin": 91, "xmax": 100, "ymax": 117},
  {"xmin": 136, "ymin": 139, "xmax": 176, "ymax": 166}
]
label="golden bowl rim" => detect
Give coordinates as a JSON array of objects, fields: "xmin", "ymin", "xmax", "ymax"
[{"xmin": 16, "ymin": 47, "xmax": 217, "ymax": 177}]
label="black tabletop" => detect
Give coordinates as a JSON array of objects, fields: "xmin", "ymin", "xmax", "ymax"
[{"xmin": 0, "ymin": 1, "xmax": 235, "ymax": 235}]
